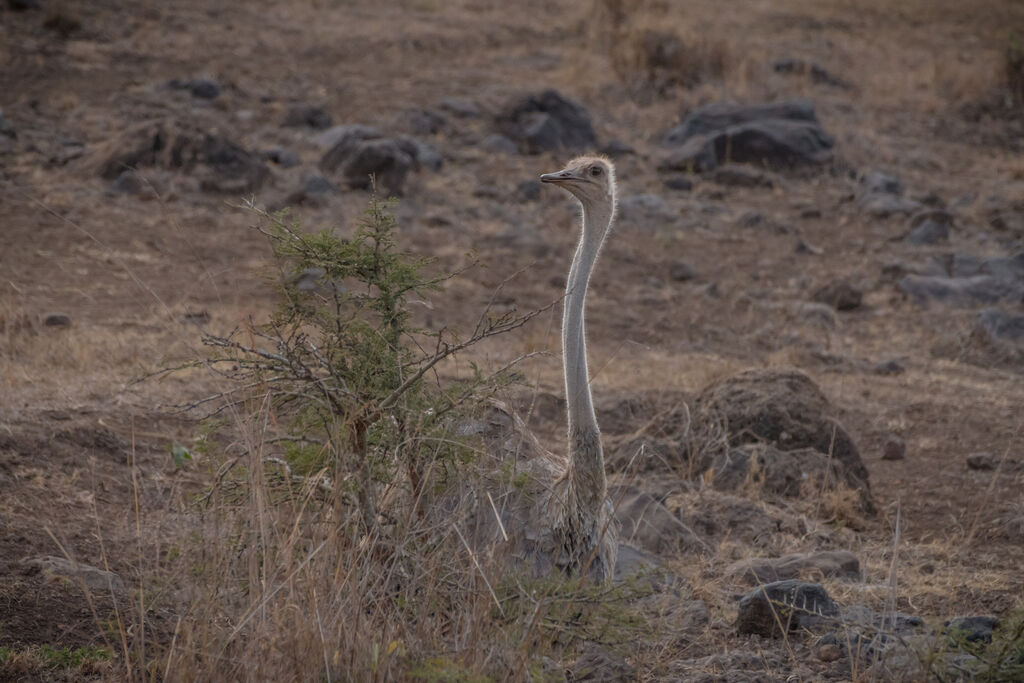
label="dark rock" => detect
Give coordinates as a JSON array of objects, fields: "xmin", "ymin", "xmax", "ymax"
[
  {"xmin": 727, "ymin": 551, "xmax": 860, "ymax": 585},
  {"xmin": 169, "ymin": 77, "xmax": 221, "ymax": 99},
  {"xmin": 882, "ymin": 436, "xmax": 905, "ymax": 461},
  {"xmin": 303, "ymin": 174, "xmax": 336, "ymax": 195},
  {"xmin": 43, "ymin": 11, "xmax": 81, "ymax": 38},
  {"xmin": 617, "ymin": 194, "xmax": 671, "ymax": 224},
  {"xmin": 438, "ymin": 97, "xmax": 481, "ymax": 118},
  {"xmin": 496, "ymin": 89, "xmax": 597, "ymax": 154},
  {"xmin": 795, "ymin": 239, "xmax": 823, "ymax": 255},
  {"xmin": 613, "ymin": 543, "xmax": 660, "ymax": 582},
  {"xmin": 480, "ymin": 133, "xmax": 518, "ymax": 155},
  {"xmin": 42, "ymin": 312, "xmax": 71, "ymax": 327},
  {"xmin": 657, "ymin": 137, "xmax": 718, "ymax": 174},
  {"xmin": 313, "ymin": 124, "xmax": 382, "ymax": 151},
  {"xmin": 261, "ymin": 147, "xmax": 300, "ymax": 168},
  {"xmin": 736, "ymin": 580, "xmax": 839, "ymax": 637},
  {"xmin": 812, "ymin": 280, "xmax": 862, "ymax": 311},
  {"xmin": 182, "ymin": 310, "xmax": 210, "ymax": 325},
  {"xmin": 294, "ymin": 267, "xmax": 326, "ymax": 292},
  {"xmin": 975, "ymin": 308, "xmax": 1024, "ymax": 342},
  {"xmin": 873, "ymin": 359, "xmax": 904, "ymax": 375},
  {"xmin": 898, "ymin": 275, "xmax": 1023, "ymax": 307},
  {"xmin": 697, "ymin": 119, "xmax": 834, "ymax": 169},
  {"xmin": 858, "ymin": 193, "xmax": 923, "ymax": 218},
  {"xmin": 340, "ymin": 139, "xmax": 413, "ymax": 195},
  {"xmin": 567, "ymin": 642, "xmax": 635, "ymax": 682},
  {"xmin": 598, "ymin": 139, "xmax": 635, "ymax": 157},
  {"xmin": 694, "ymin": 368, "xmax": 872, "ymax": 503},
  {"xmin": 611, "ymin": 485, "xmax": 704, "ymax": 555},
  {"xmin": 663, "ymin": 99, "xmax": 820, "ymax": 147},
  {"xmin": 710, "ymin": 164, "xmax": 776, "ymax": 188},
  {"xmin": 282, "ymin": 104, "xmax": 332, "ymax": 130},
  {"xmin": 110, "ymin": 169, "xmax": 142, "ymax": 195},
  {"xmin": 395, "ymin": 136, "xmax": 443, "ymax": 171},
  {"xmin": 860, "ymin": 170, "xmax": 902, "ymax": 195},
  {"xmin": 706, "ymin": 443, "xmax": 855, "ymax": 497},
  {"xmin": 905, "ymin": 209, "xmax": 954, "ymax": 245},
  {"xmin": 8, "ymin": 0, "xmax": 41, "ymax": 9},
  {"xmin": 401, "ymin": 108, "xmax": 445, "ymax": 135},
  {"xmin": 662, "ymin": 175, "xmax": 693, "ymax": 191},
  {"xmin": 669, "ymin": 261, "xmax": 697, "ymax": 281},
  {"xmin": 95, "ymin": 123, "xmax": 268, "ymax": 193},
  {"xmin": 773, "ymin": 58, "xmax": 850, "ymax": 89},
  {"xmin": 966, "ymin": 452, "xmax": 996, "ymax": 471},
  {"xmin": 517, "ymin": 179, "xmax": 543, "ymax": 201},
  {"xmin": 945, "ymin": 616, "xmax": 1000, "ymax": 644},
  {"xmin": 0, "ymin": 113, "xmax": 15, "ymax": 139}
]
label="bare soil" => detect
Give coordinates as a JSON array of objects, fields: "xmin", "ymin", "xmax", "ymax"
[{"xmin": 2, "ymin": 0, "xmax": 1023, "ymax": 679}]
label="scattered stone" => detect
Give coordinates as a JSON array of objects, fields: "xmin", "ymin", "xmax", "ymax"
[
  {"xmin": 567, "ymin": 642, "xmax": 635, "ymax": 682},
  {"xmin": 182, "ymin": 310, "xmax": 210, "ymax": 325},
  {"xmin": 966, "ymin": 452, "xmax": 996, "ymax": 471},
  {"xmin": 669, "ymin": 261, "xmax": 697, "ymax": 281},
  {"xmin": 860, "ymin": 170, "xmax": 902, "ymax": 195},
  {"xmin": 905, "ymin": 209, "xmax": 953, "ymax": 245},
  {"xmin": 396, "ymin": 136, "xmax": 443, "ymax": 171},
  {"xmin": 945, "ymin": 616, "xmax": 1000, "ymax": 644},
  {"xmin": 261, "ymin": 147, "xmax": 301, "ymax": 168},
  {"xmin": 313, "ymin": 124, "xmax": 382, "ymax": 151},
  {"xmin": 662, "ymin": 174, "xmax": 693, "ymax": 191},
  {"xmin": 817, "ymin": 642, "xmax": 842, "ymax": 662},
  {"xmin": 294, "ymin": 267, "xmax": 326, "ymax": 292},
  {"xmin": 795, "ymin": 239, "xmax": 823, "ymax": 255},
  {"xmin": 727, "ymin": 551, "xmax": 860, "ymax": 585},
  {"xmin": 898, "ymin": 274, "xmax": 1023, "ymax": 307},
  {"xmin": 480, "ymin": 133, "xmax": 518, "ymax": 155},
  {"xmin": 109, "ymin": 169, "xmax": 143, "ymax": 195},
  {"xmin": 710, "ymin": 164, "xmax": 776, "ymax": 188},
  {"xmin": 975, "ymin": 308, "xmax": 1024, "ymax": 342},
  {"xmin": 0, "ymin": 112, "xmax": 15, "ymax": 139},
  {"xmin": 516, "ymin": 179, "xmax": 543, "ymax": 202},
  {"xmin": 23, "ymin": 556, "xmax": 125, "ymax": 594},
  {"xmin": 736, "ymin": 580, "xmax": 839, "ymax": 637},
  {"xmin": 319, "ymin": 129, "xmax": 423, "ymax": 195},
  {"xmin": 281, "ymin": 103, "xmax": 332, "ymax": 130},
  {"xmin": 812, "ymin": 279, "xmax": 862, "ymax": 311},
  {"xmin": 656, "ymin": 137, "xmax": 718, "ymax": 174},
  {"xmin": 598, "ymin": 139, "xmax": 635, "ymax": 157},
  {"xmin": 438, "ymin": 97, "xmax": 481, "ymax": 118},
  {"xmin": 169, "ymin": 77, "xmax": 221, "ymax": 99},
  {"xmin": 617, "ymin": 194, "xmax": 672, "ymax": 224},
  {"xmin": 707, "ymin": 442, "xmax": 859, "ymax": 496},
  {"xmin": 694, "ymin": 368, "xmax": 872, "ymax": 503},
  {"xmin": 42, "ymin": 312, "xmax": 71, "ymax": 327},
  {"xmin": 401, "ymin": 108, "xmax": 445, "ymax": 136},
  {"xmin": 303, "ymin": 174, "xmax": 336, "ymax": 195},
  {"xmin": 773, "ymin": 58, "xmax": 850, "ymax": 89},
  {"xmin": 799, "ymin": 206, "xmax": 822, "ymax": 219},
  {"xmin": 882, "ymin": 436, "xmax": 906, "ymax": 461},
  {"xmin": 611, "ymin": 485, "xmax": 704, "ymax": 555},
  {"xmin": 663, "ymin": 99, "xmax": 820, "ymax": 146},
  {"xmin": 496, "ymin": 89, "xmax": 598, "ymax": 154},
  {"xmin": 858, "ymin": 193, "xmax": 923, "ymax": 218}
]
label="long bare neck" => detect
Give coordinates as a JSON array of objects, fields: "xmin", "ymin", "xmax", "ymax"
[{"xmin": 563, "ymin": 201, "xmax": 613, "ymax": 508}]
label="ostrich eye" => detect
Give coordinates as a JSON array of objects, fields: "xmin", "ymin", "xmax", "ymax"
[{"xmin": 589, "ymin": 166, "xmax": 602, "ymax": 177}]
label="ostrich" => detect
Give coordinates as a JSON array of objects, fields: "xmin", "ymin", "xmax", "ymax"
[{"xmin": 476, "ymin": 156, "xmax": 619, "ymax": 583}]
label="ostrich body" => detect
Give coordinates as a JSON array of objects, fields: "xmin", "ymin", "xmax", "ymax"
[{"xmin": 477, "ymin": 156, "xmax": 619, "ymax": 582}]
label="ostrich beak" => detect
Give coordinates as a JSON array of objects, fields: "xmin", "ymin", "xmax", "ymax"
[{"xmin": 540, "ymin": 168, "xmax": 581, "ymax": 184}]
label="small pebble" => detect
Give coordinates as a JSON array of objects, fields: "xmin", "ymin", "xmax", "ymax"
[
  {"xmin": 42, "ymin": 312, "xmax": 71, "ymax": 327},
  {"xmin": 966, "ymin": 452, "xmax": 996, "ymax": 471},
  {"xmin": 669, "ymin": 261, "xmax": 697, "ymax": 282},
  {"xmin": 882, "ymin": 436, "xmax": 905, "ymax": 461},
  {"xmin": 817, "ymin": 643, "xmax": 842, "ymax": 662}
]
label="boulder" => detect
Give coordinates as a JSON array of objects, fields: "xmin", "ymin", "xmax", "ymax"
[
  {"xmin": 905, "ymin": 209, "xmax": 954, "ymax": 245},
  {"xmin": 812, "ymin": 279, "xmax": 862, "ymax": 311},
  {"xmin": 610, "ymin": 485, "xmax": 704, "ymax": 555},
  {"xmin": 736, "ymin": 580, "xmax": 839, "ymax": 637},
  {"xmin": 662, "ymin": 99, "xmax": 820, "ymax": 146},
  {"xmin": 975, "ymin": 308, "xmax": 1024, "ymax": 343},
  {"xmin": 694, "ymin": 368, "xmax": 872, "ymax": 502},
  {"xmin": 496, "ymin": 90, "xmax": 597, "ymax": 154},
  {"xmin": 705, "ymin": 444, "xmax": 859, "ymax": 498}
]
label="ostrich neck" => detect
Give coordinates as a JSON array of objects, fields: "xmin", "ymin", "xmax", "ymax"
[{"xmin": 563, "ymin": 202, "xmax": 612, "ymax": 508}]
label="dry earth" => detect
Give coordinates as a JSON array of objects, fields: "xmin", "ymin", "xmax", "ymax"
[{"xmin": 2, "ymin": 0, "xmax": 1023, "ymax": 680}]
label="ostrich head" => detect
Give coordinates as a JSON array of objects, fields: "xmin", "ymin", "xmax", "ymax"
[{"xmin": 540, "ymin": 156, "xmax": 617, "ymax": 211}]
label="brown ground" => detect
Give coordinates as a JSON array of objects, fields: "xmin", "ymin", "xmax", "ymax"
[{"xmin": 1, "ymin": 0, "xmax": 1023, "ymax": 680}]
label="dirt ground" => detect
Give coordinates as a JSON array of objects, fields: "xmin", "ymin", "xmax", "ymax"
[{"xmin": 2, "ymin": 0, "xmax": 1023, "ymax": 680}]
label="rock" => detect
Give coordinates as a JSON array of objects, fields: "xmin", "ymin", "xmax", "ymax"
[
  {"xmin": 617, "ymin": 194, "xmax": 672, "ymax": 224},
  {"xmin": 480, "ymin": 133, "xmax": 519, "ymax": 155},
  {"xmin": 710, "ymin": 164, "xmax": 776, "ymax": 188},
  {"xmin": 320, "ymin": 133, "xmax": 414, "ymax": 195},
  {"xmin": 613, "ymin": 543, "xmax": 661, "ymax": 583},
  {"xmin": 795, "ymin": 239, "xmax": 823, "ymax": 255},
  {"xmin": 282, "ymin": 103, "xmax": 332, "ymax": 130},
  {"xmin": 598, "ymin": 139, "xmax": 635, "ymax": 157},
  {"xmin": 898, "ymin": 275, "xmax": 1023, "ymax": 307},
  {"xmin": 95, "ymin": 122, "xmax": 269, "ymax": 193},
  {"xmin": 109, "ymin": 169, "xmax": 142, "ymax": 195},
  {"xmin": 294, "ymin": 267, "xmax": 326, "ymax": 292},
  {"xmin": 261, "ymin": 147, "xmax": 300, "ymax": 168},
  {"xmin": 395, "ymin": 136, "xmax": 443, "ymax": 171},
  {"xmin": 662, "ymin": 99, "xmax": 820, "ymax": 146},
  {"xmin": 680, "ymin": 490, "xmax": 804, "ymax": 547},
  {"xmin": 41, "ymin": 312, "xmax": 71, "ymax": 327},
  {"xmin": 706, "ymin": 443, "xmax": 853, "ymax": 496},
  {"xmin": 610, "ymin": 485, "xmax": 704, "ymax": 555},
  {"xmin": 169, "ymin": 77, "xmax": 221, "ymax": 99},
  {"xmin": 517, "ymin": 179, "xmax": 543, "ymax": 201},
  {"xmin": 905, "ymin": 209, "xmax": 953, "ymax": 245},
  {"xmin": 945, "ymin": 616, "xmax": 1000, "ymax": 644},
  {"xmin": 400, "ymin": 108, "xmax": 445, "ymax": 136},
  {"xmin": 736, "ymin": 580, "xmax": 839, "ymax": 637},
  {"xmin": 303, "ymin": 174, "xmax": 337, "ymax": 195},
  {"xmin": 694, "ymin": 368, "xmax": 872, "ymax": 503},
  {"xmin": 8, "ymin": 0, "xmax": 41, "ymax": 9},
  {"xmin": 812, "ymin": 280, "xmax": 862, "ymax": 311},
  {"xmin": 567, "ymin": 642, "xmax": 635, "ymax": 682},
  {"xmin": 873, "ymin": 359, "xmax": 904, "ymax": 375},
  {"xmin": 727, "ymin": 551, "xmax": 860, "ymax": 585},
  {"xmin": 817, "ymin": 642, "xmax": 842, "ymax": 662},
  {"xmin": 858, "ymin": 193, "xmax": 923, "ymax": 218},
  {"xmin": 773, "ymin": 59, "xmax": 850, "ymax": 89},
  {"xmin": 313, "ymin": 124, "xmax": 382, "ymax": 151},
  {"xmin": 657, "ymin": 137, "xmax": 718, "ymax": 174},
  {"xmin": 966, "ymin": 452, "xmax": 996, "ymax": 471},
  {"xmin": 677, "ymin": 119, "xmax": 834, "ymax": 170},
  {"xmin": 975, "ymin": 308, "xmax": 1024, "ymax": 342},
  {"xmin": 669, "ymin": 261, "xmax": 697, "ymax": 281},
  {"xmin": 860, "ymin": 170, "xmax": 902, "ymax": 196},
  {"xmin": 24, "ymin": 556, "xmax": 125, "ymax": 594},
  {"xmin": 438, "ymin": 97, "xmax": 481, "ymax": 118},
  {"xmin": 0, "ymin": 112, "xmax": 15, "ymax": 139},
  {"xmin": 882, "ymin": 436, "xmax": 905, "ymax": 461},
  {"xmin": 496, "ymin": 89, "xmax": 597, "ymax": 154},
  {"xmin": 662, "ymin": 175, "xmax": 693, "ymax": 191}
]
